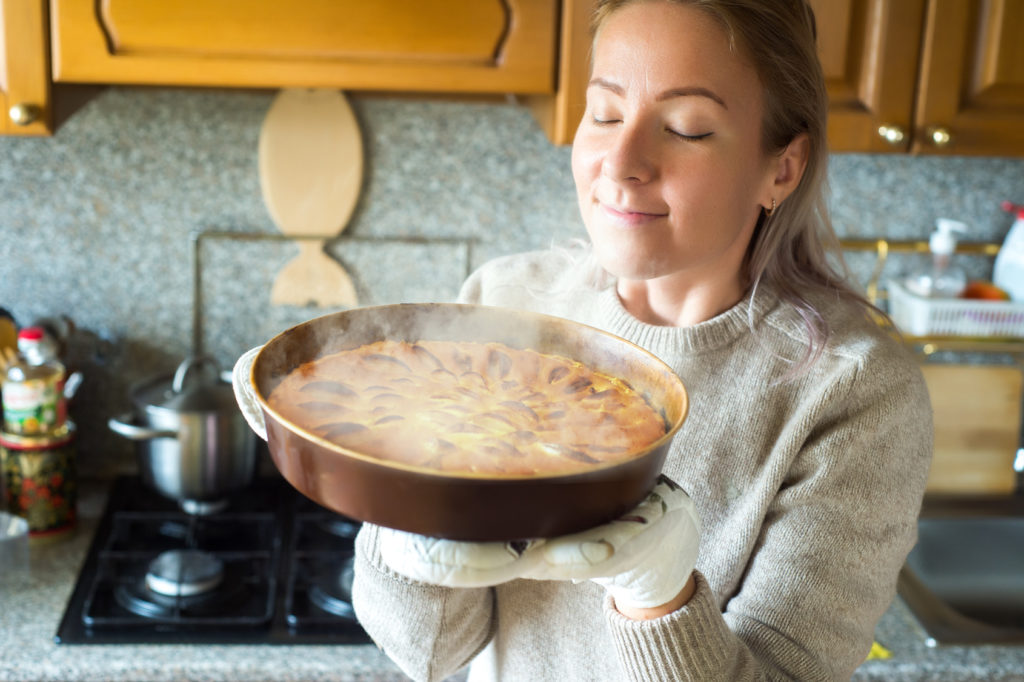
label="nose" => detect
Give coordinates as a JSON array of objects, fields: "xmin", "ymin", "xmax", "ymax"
[{"xmin": 601, "ymin": 122, "xmax": 655, "ymax": 184}]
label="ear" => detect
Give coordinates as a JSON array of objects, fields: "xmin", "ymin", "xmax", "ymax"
[{"xmin": 761, "ymin": 133, "xmax": 810, "ymax": 211}]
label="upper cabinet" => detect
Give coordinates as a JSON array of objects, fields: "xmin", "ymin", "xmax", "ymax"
[
  {"xmin": 49, "ymin": 0, "xmax": 558, "ymax": 94},
  {"xmin": 913, "ymin": 0, "xmax": 1024, "ymax": 156},
  {"xmin": 812, "ymin": 0, "xmax": 925, "ymax": 154},
  {"xmin": 5, "ymin": 0, "xmax": 1022, "ymax": 152},
  {"xmin": 1, "ymin": 0, "xmax": 52, "ymax": 136},
  {"xmin": 535, "ymin": 0, "xmax": 1024, "ymax": 155},
  {"xmin": 813, "ymin": 0, "xmax": 1024, "ymax": 155},
  {"xmin": 525, "ymin": 0, "xmax": 592, "ymax": 147}
]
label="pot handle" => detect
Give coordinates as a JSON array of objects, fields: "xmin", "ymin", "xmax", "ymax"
[
  {"xmin": 173, "ymin": 354, "xmax": 221, "ymax": 393},
  {"xmin": 108, "ymin": 414, "xmax": 177, "ymax": 440}
]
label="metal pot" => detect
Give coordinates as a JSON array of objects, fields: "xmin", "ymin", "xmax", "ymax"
[
  {"xmin": 253, "ymin": 304, "xmax": 689, "ymax": 541},
  {"xmin": 109, "ymin": 355, "xmax": 257, "ymax": 508}
]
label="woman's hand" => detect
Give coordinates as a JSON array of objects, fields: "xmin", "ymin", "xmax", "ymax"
[{"xmin": 379, "ymin": 476, "xmax": 701, "ymax": 615}]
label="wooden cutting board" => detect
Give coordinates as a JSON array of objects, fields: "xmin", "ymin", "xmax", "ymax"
[
  {"xmin": 922, "ymin": 364, "xmax": 1022, "ymax": 495},
  {"xmin": 258, "ymin": 89, "xmax": 363, "ymax": 307}
]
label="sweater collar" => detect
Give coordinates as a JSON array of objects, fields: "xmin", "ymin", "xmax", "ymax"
[{"xmin": 596, "ymin": 282, "xmax": 781, "ymax": 358}]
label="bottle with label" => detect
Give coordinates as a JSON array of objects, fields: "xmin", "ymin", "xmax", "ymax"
[
  {"xmin": 2, "ymin": 327, "xmax": 67, "ymax": 435},
  {"xmin": 905, "ymin": 219, "xmax": 968, "ymax": 298}
]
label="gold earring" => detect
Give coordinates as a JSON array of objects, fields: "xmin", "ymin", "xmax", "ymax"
[{"xmin": 764, "ymin": 198, "xmax": 777, "ymax": 217}]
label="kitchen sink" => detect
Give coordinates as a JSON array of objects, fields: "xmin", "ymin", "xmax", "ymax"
[{"xmin": 898, "ymin": 495, "xmax": 1024, "ymax": 646}]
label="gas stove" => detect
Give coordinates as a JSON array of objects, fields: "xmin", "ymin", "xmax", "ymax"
[{"xmin": 55, "ymin": 475, "xmax": 372, "ymax": 644}]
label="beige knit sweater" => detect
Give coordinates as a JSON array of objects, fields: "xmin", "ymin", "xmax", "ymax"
[{"xmin": 352, "ymin": 249, "xmax": 933, "ymax": 682}]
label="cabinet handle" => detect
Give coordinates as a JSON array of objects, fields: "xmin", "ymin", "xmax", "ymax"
[
  {"xmin": 877, "ymin": 124, "xmax": 906, "ymax": 146},
  {"xmin": 925, "ymin": 126, "xmax": 952, "ymax": 148},
  {"xmin": 8, "ymin": 103, "xmax": 41, "ymax": 126}
]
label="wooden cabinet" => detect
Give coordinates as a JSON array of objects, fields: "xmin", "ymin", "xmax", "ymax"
[
  {"xmin": 534, "ymin": 0, "xmax": 1024, "ymax": 154},
  {"xmin": 49, "ymin": 0, "xmax": 558, "ymax": 95},
  {"xmin": 1, "ymin": 0, "xmax": 52, "ymax": 136},
  {"xmin": 812, "ymin": 0, "xmax": 925, "ymax": 154},
  {"xmin": 9, "ymin": 0, "xmax": 1022, "ymax": 150},
  {"xmin": 526, "ymin": 0, "xmax": 592, "ymax": 147},
  {"xmin": 815, "ymin": 0, "xmax": 1024, "ymax": 156},
  {"xmin": 913, "ymin": 0, "xmax": 1024, "ymax": 156},
  {"xmin": 922, "ymin": 364, "xmax": 1022, "ymax": 495}
]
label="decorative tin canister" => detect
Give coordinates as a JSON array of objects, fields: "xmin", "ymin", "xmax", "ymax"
[{"xmin": 0, "ymin": 422, "xmax": 77, "ymax": 544}]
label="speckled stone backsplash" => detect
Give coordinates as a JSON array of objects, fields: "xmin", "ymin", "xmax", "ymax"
[{"xmin": 1, "ymin": 87, "xmax": 1023, "ymax": 476}]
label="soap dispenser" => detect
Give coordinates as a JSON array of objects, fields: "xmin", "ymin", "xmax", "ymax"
[
  {"xmin": 993, "ymin": 201, "xmax": 1024, "ymax": 301},
  {"xmin": 905, "ymin": 218, "xmax": 968, "ymax": 298}
]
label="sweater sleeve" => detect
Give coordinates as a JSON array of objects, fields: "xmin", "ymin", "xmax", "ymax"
[
  {"xmin": 604, "ymin": 349, "xmax": 933, "ymax": 681},
  {"xmin": 351, "ymin": 524, "xmax": 495, "ymax": 682}
]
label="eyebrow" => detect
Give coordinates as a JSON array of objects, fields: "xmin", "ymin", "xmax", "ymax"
[{"xmin": 588, "ymin": 77, "xmax": 728, "ymax": 110}]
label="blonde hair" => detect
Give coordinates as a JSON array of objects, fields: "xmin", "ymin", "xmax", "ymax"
[{"xmin": 589, "ymin": 0, "xmax": 874, "ymax": 371}]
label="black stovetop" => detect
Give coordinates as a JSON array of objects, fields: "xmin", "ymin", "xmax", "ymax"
[{"xmin": 55, "ymin": 475, "xmax": 372, "ymax": 645}]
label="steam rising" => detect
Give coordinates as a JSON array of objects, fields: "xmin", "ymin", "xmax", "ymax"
[{"xmin": 264, "ymin": 312, "xmax": 686, "ymax": 479}]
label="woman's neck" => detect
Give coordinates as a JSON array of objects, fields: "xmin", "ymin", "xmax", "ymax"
[{"xmin": 616, "ymin": 275, "xmax": 746, "ymax": 327}]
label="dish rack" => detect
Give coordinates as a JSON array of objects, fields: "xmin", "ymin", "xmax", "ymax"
[{"xmin": 887, "ymin": 280, "xmax": 1024, "ymax": 338}]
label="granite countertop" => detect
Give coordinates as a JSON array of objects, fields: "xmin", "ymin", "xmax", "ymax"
[{"xmin": 2, "ymin": 480, "xmax": 1024, "ymax": 682}]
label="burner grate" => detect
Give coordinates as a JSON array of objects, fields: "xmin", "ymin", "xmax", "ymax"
[
  {"xmin": 83, "ymin": 552, "xmax": 274, "ymax": 627},
  {"xmin": 284, "ymin": 498, "xmax": 361, "ymax": 629},
  {"xmin": 55, "ymin": 476, "xmax": 372, "ymax": 644}
]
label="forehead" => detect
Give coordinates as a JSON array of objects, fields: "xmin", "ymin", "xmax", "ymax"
[{"xmin": 592, "ymin": 1, "xmax": 761, "ymax": 101}]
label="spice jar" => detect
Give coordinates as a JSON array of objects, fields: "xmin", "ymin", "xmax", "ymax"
[{"xmin": 0, "ymin": 422, "xmax": 77, "ymax": 544}]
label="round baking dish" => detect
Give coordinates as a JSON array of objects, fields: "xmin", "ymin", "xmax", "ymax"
[{"xmin": 252, "ymin": 303, "xmax": 688, "ymax": 541}]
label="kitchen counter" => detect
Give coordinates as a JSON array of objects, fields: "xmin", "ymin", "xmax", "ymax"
[
  {"xmin": 0, "ymin": 479, "xmax": 414, "ymax": 682},
  {"xmin": 2, "ymin": 480, "xmax": 1023, "ymax": 682}
]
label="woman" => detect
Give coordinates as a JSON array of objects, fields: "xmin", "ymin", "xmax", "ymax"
[{"xmin": 238, "ymin": 0, "xmax": 932, "ymax": 679}]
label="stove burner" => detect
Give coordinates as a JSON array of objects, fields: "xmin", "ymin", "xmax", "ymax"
[
  {"xmin": 308, "ymin": 557, "xmax": 356, "ymax": 620},
  {"xmin": 114, "ymin": 559, "xmax": 248, "ymax": 620},
  {"xmin": 56, "ymin": 475, "xmax": 373, "ymax": 644},
  {"xmin": 180, "ymin": 498, "xmax": 229, "ymax": 516},
  {"xmin": 145, "ymin": 549, "xmax": 224, "ymax": 597}
]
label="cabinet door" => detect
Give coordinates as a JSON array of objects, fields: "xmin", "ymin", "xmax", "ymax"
[
  {"xmin": 811, "ymin": 0, "xmax": 926, "ymax": 153},
  {"xmin": 50, "ymin": 0, "xmax": 558, "ymax": 95},
  {"xmin": 537, "ymin": 0, "xmax": 930, "ymax": 150},
  {"xmin": 527, "ymin": 0, "xmax": 594, "ymax": 146},
  {"xmin": 914, "ymin": 0, "xmax": 1024, "ymax": 156},
  {"xmin": 1, "ymin": 0, "xmax": 51, "ymax": 136}
]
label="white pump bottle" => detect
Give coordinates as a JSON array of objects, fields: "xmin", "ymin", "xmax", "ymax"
[{"xmin": 905, "ymin": 219, "xmax": 968, "ymax": 298}]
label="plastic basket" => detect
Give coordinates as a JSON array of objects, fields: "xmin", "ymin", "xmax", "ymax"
[{"xmin": 887, "ymin": 280, "xmax": 1024, "ymax": 338}]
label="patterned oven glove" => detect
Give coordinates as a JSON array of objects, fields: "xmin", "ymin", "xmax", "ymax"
[
  {"xmin": 232, "ymin": 347, "xmax": 268, "ymax": 441},
  {"xmin": 379, "ymin": 475, "xmax": 701, "ymax": 611}
]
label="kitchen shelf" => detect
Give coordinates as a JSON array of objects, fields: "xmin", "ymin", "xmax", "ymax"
[{"xmin": 839, "ymin": 238, "xmax": 1024, "ymax": 356}]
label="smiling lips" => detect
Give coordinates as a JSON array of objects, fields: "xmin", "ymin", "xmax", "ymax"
[{"xmin": 600, "ymin": 202, "xmax": 667, "ymax": 226}]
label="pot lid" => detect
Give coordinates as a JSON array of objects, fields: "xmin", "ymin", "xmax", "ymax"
[{"xmin": 133, "ymin": 356, "xmax": 237, "ymax": 413}]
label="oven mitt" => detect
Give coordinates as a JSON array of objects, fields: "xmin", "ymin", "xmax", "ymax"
[
  {"xmin": 232, "ymin": 346, "xmax": 267, "ymax": 441},
  {"xmin": 378, "ymin": 475, "xmax": 701, "ymax": 610}
]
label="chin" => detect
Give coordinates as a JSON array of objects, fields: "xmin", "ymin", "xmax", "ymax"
[{"xmin": 588, "ymin": 233, "xmax": 668, "ymax": 277}]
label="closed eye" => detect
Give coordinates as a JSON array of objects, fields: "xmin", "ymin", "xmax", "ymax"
[
  {"xmin": 593, "ymin": 117, "xmax": 621, "ymax": 126},
  {"xmin": 667, "ymin": 129, "xmax": 712, "ymax": 141}
]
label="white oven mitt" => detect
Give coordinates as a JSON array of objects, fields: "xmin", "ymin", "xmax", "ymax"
[
  {"xmin": 379, "ymin": 475, "xmax": 701, "ymax": 610},
  {"xmin": 232, "ymin": 346, "xmax": 267, "ymax": 441}
]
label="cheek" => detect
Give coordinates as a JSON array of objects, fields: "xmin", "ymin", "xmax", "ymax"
[
  {"xmin": 570, "ymin": 142, "xmax": 592, "ymax": 196},
  {"xmin": 571, "ymin": 129, "xmax": 607, "ymax": 186},
  {"xmin": 670, "ymin": 159, "xmax": 755, "ymax": 216}
]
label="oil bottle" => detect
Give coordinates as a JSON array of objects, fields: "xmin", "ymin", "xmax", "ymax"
[{"xmin": 2, "ymin": 327, "xmax": 67, "ymax": 435}]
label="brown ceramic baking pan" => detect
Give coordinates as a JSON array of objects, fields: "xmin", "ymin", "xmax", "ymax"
[{"xmin": 252, "ymin": 303, "xmax": 689, "ymax": 541}]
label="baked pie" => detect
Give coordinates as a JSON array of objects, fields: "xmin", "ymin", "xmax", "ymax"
[{"xmin": 267, "ymin": 340, "xmax": 667, "ymax": 477}]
